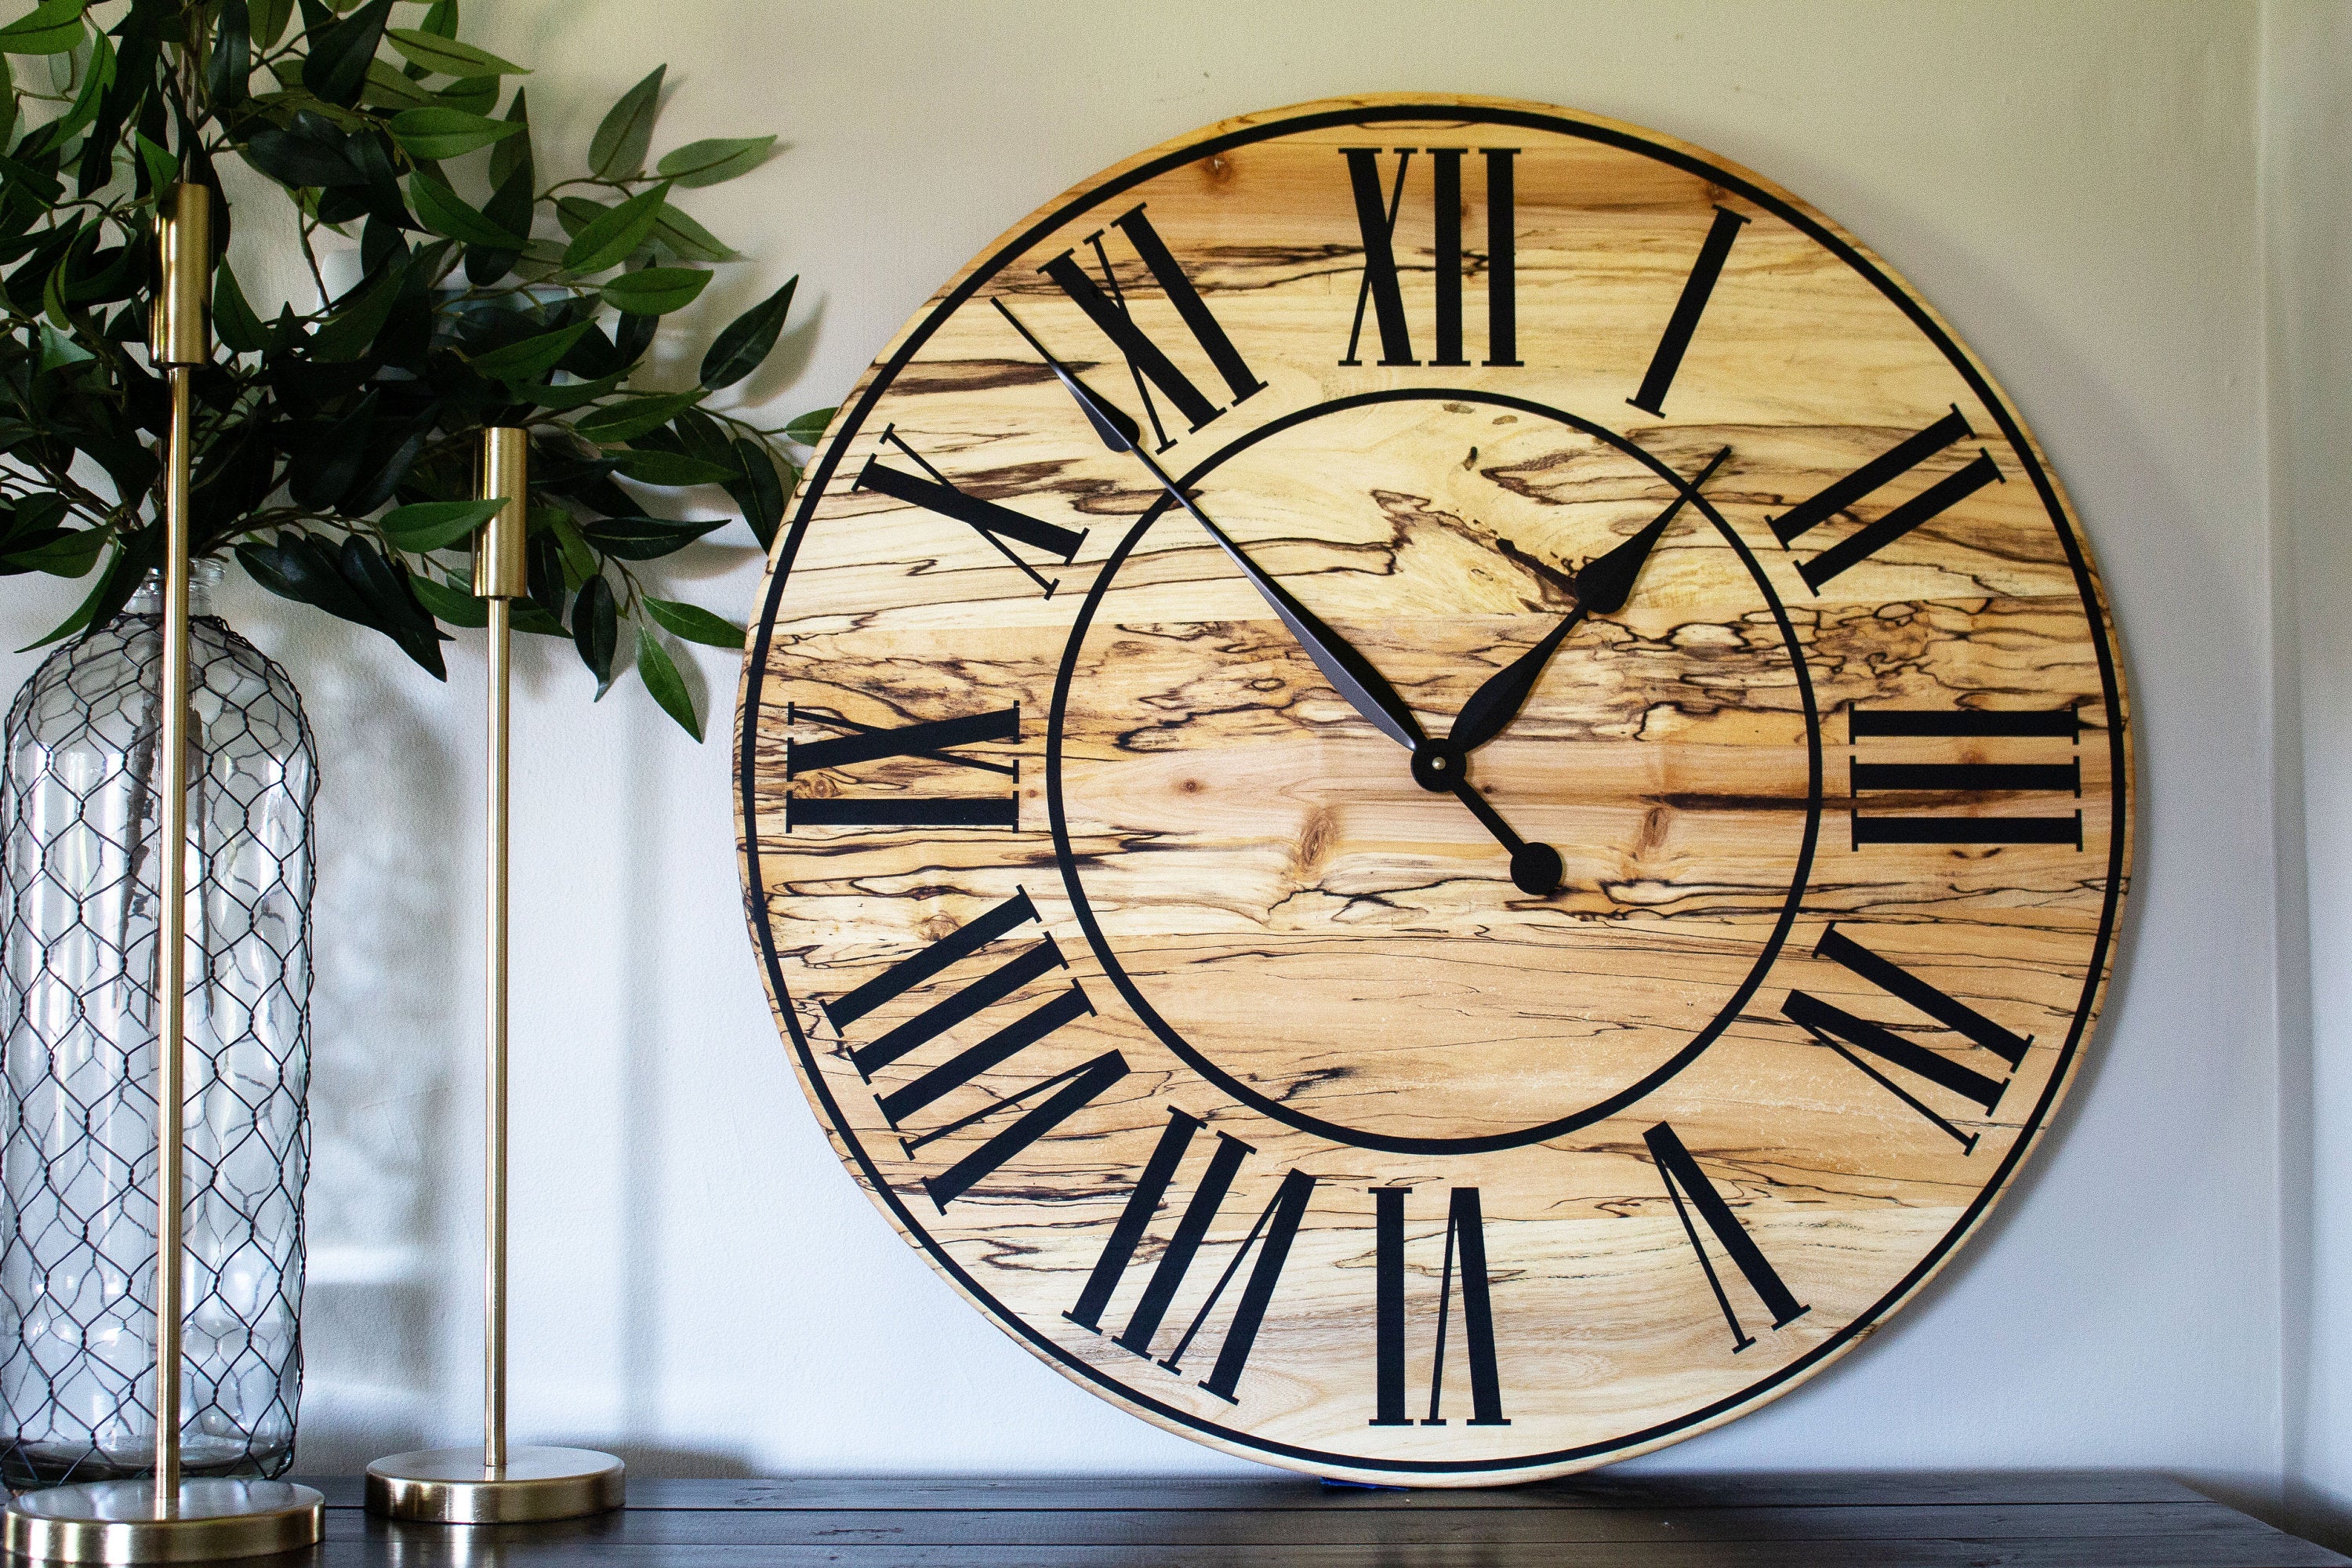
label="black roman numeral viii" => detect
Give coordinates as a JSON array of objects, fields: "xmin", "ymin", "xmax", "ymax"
[
  {"xmin": 1369, "ymin": 1187, "xmax": 1507, "ymax": 1428},
  {"xmin": 1065, "ymin": 1106, "xmax": 1315, "ymax": 1405},
  {"xmin": 821, "ymin": 888, "xmax": 1126, "ymax": 1212},
  {"xmin": 786, "ymin": 703, "xmax": 1021, "ymax": 829},
  {"xmin": 1040, "ymin": 206, "xmax": 1265, "ymax": 453},
  {"xmin": 855, "ymin": 425, "xmax": 1087, "ymax": 597},
  {"xmin": 1646, "ymin": 1123, "xmax": 1809, "ymax": 1353},
  {"xmin": 1771, "ymin": 407, "xmax": 2004, "ymax": 591},
  {"xmin": 1849, "ymin": 706, "xmax": 2082, "ymax": 848},
  {"xmin": 1340, "ymin": 147, "xmax": 1519, "ymax": 369},
  {"xmin": 1783, "ymin": 924, "xmax": 2033, "ymax": 1153}
]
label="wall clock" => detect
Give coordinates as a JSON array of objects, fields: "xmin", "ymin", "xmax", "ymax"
[{"xmin": 735, "ymin": 93, "xmax": 2131, "ymax": 1483}]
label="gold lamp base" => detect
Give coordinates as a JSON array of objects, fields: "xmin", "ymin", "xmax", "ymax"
[
  {"xmin": 365, "ymin": 1446, "xmax": 623, "ymax": 1524},
  {"xmin": 2, "ymin": 1478, "xmax": 323, "ymax": 1563}
]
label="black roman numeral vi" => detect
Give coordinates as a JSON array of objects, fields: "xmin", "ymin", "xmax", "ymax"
[
  {"xmin": 821, "ymin": 889, "xmax": 1126, "ymax": 1212},
  {"xmin": 1646, "ymin": 1123, "xmax": 1809, "ymax": 1353},
  {"xmin": 1369, "ymin": 1187, "xmax": 1507, "ymax": 1428},
  {"xmin": 786, "ymin": 703, "xmax": 1021, "ymax": 829},
  {"xmin": 1340, "ymin": 147, "xmax": 1519, "ymax": 369},
  {"xmin": 1065, "ymin": 1106, "xmax": 1315, "ymax": 1406},
  {"xmin": 1772, "ymin": 407, "xmax": 2004, "ymax": 591},
  {"xmin": 1849, "ymin": 706, "xmax": 2082, "ymax": 848},
  {"xmin": 856, "ymin": 426, "xmax": 1087, "ymax": 598}
]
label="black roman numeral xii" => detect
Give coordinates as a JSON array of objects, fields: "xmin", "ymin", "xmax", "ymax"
[{"xmin": 1340, "ymin": 147, "xmax": 1520, "ymax": 369}]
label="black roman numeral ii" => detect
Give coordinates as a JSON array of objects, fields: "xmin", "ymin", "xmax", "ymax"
[
  {"xmin": 1065, "ymin": 1106, "xmax": 1316, "ymax": 1406},
  {"xmin": 1783, "ymin": 924, "xmax": 2034, "ymax": 1153},
  {"xmin": 855, "ymin": 426, "xmax": 1087, "ymax": 597},
  {"xmin": 820, "ymin": 888, "xmax": 1126, "ymax": 1212},
  {"xmin": 1040, "ymin": 205, "xmax": 1265, "ymax": 453},
  {"xmin": 1645, "ymin": 1123, "xmax": 1809, "ymax": 1353},
  {"xmin": 1849, "ymin": 706, "xmax": 2082, "ymax": 848},
  {"xmin": 1771, "ymin": 407, "xmax": 2004, "ymax": 591},
  {"xmin": 1340, "ymin": 147, "xmax": 1519, "ymax": 369},
  {"xmin": 786, "ymin": 703, "xmax": 1021, "ymax": 830},
  {"xmin": 1369, "ymin": 1187, "xmax": 1507, "ymax": 1428}
]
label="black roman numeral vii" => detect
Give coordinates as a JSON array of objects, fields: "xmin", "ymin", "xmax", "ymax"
[
  {"xmin": 1040, "ymin": 205, "xmax": 1265, "ymax": 453},
  {"xmin": 1628, "ymin": 205, "xmax": 1749, "ymax": 416},
  {"xmin": 1783, "ymin": 924, "xmax": 2033, "ymax": 1154},
  {"xmin": 786, "ymin": 703, "xmax": 1021, "ymax": 829},
  {"xmin": 855, "ymin": 426, "xmax": 1087, "ymax": 597},
  {"xmin": 1770, "ymin": 407, "xmax": 2004, "ymax": 591},
  {"xmin": 1369, "ymin": 1187, "xmax": 1508, "ymax": 1428},
  {"xmin": 820, "ymin": 888, "xmax": 1126, "ymax": 1213},
  {"xmin": 1064, "ymin": 1106, "xmax": 1315, "ymax": 1405},
  {"xmin": 1849, "ymin": 706, "xmax": 2082, "ymax": 848},
  {"xmin": 1341, "ymin": 147, "xmax": 1519, "ymax": 369},
  {"xmin": 1645, "ymin": 1123, "xmax": 1809, "ymax": 1353}
]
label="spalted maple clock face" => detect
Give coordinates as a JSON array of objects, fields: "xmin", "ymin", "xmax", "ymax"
[{"xmin": 736, "ymin": 96, "xmax": 2130, "ymax": 1483}]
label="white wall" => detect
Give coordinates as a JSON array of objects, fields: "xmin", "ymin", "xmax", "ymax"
[{"xmin": 0, "ymin": 0, "xmax": 2321, "ymax": 1519}]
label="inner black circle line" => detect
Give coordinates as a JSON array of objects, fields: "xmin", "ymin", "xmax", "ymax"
[{"xmin": 1044, "ymin": 388, "xmax": 1826, "ymax": 1156}]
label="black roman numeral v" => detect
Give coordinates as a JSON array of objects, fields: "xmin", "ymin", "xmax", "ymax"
[
  {"xmin": 1064, "ymin": 1105, "xmax": 1315, "ymax": 1406},
  {"xmin": 1770, "ymin": 407, "xmax": 2004, "ymax": 591},
  {"xmin": 1783, "ymin": 924, "xmax": 2034, "ymax": 1154},
  {"xmin": 786, "ymin": 703, "xmax": 1021, "ymax": 829},
  {"xmin": 820, "ymin": 888, "xmax": 1127, "ymax": 1212},
  {"xmin": 1340, "ymin": 147, "xmax": 1519, "ymax": 369},
  {"xmin": 1369, "ymin": 1186, "xmax": 1508, "ymax": 1428},
  {"xmin": 1040, "ymin": 205, "xmax": 1265, "ymax": 453},
  {"xmin": 856, "ymin": 426, "xmax": 1087, "ymax": 597},
  {"xmin": 1646, "ymin": 1123, "xmax": 1809, "ymax": 1353}
]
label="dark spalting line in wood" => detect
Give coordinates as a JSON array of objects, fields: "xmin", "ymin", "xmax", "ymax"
[{"xmin": 887, "ymin": 358, "xmax": 1061, "ymax": 397}]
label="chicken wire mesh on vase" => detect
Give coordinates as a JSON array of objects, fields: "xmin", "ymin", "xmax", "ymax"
[{"xmin": 0, "ymin": 561, "xmax": 318, "ymax": 1487}]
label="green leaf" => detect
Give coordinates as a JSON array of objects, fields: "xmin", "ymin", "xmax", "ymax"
[
  {"xmin": 310, "ymin": 259, "xmax": 406, "ymax": 361},
  {"xmin": 300, "ymin": 0, "xmax": 391, "ymax": 107},
  {"xmin": 580, "ymin": 515, "xmax": 724, "ymax": 560},
  {"xmin": 653, "ymin": 134, "xmax": 775, "ymax": 189},
  {"xmin": 571, "ymin": 573, "xmax": 616, "ymax": 691},
  {"xmin": 380, "ymin": 498, "xmax": 504, "ymax": 552},
  {"xmin": 0, "ymin": 0, "xmax": 85, "ymax": 56},
  {"xmin": 553, "ymin": 194, "xmax": 604, "ymax": 239},
  {"xmin": 649, "ymin": 201, "xmax": 735, "ymax": 263},
  {"xmin": 726, "ymin": 437, "xmax": 787, "ymax": 550},
  {"xmin": 408, "ymin": 568, "xmax": 487, "ymax": 626},
  {"xmin": 466, "ymin": 319, "xmax": 593, "ymax": 380},
  {"xmin": 408, "ymin": 169, "xmax": 525, "ymax": 247},
  {"xmin": 561, "ymin": 181, "xmax": 667, "ymax": 274},
  {"xmin": 35, "ymin": 321, "xmax": 89, "ymax": 372},
  {"xmin": 589, "ymin": 64, "xmax": 663, "ymax": 180},
  {"xmin": 4, "ymin": 526, "xmax": 104, "ymax": 577},
  {"xmin": 212, "ymin": 263, "xmax": 269, "ymax": 354},
  {"xmin": 574, "ymin": 389, "xmax": 705, "ymax": 445},
  {"xmin": 614, "ymin": 448, "xmax": 735, "ymax": 488},
  {"xmin": 206, "ymin": 0, "xmax": 251, "ymax": 109},
  {"xmin": 384, "ymin": 27, "xmax": 528, "ymax": 77},
  {"xmin": 544, "ymin": 507, "xmax": 595, "ymax": 588},
  {"xmin": 433, "ymin": 73, "xmax": 496, "ymax": 116},
  {"xmin": 783, "ymin": 405, "xmax": 837, "ymax": 445},
  {"xmin": 133, "ymin": 132, "xmax": 176, "ymax": 193},
  {"xmin": 387, "ymin": 105, "xmax": 524, "ymax": 161},
  {"xmin": 643, "ymin": 596, "xmax": 742, "ymax": 649},
  {"xmin": 699, "ymin": 275, "xmax": 797, "ymax": 390},
  {"xmin": 635, "ymin": 625, "xmax": 700, "ymax": 740},
  {"xmin": 360, "ymin": 57, "xmax": 434, "ymax": 111},
  {"xmin": 489, "ymin": 86, "xmax": 532, "ymax": 188},
  {"xmin": 506, "ymin": 369, "xmax": 625, "ymax": 411},
  {"xmin": 24, "ymin": 532, "xmax": 154, "ymax": 651},
  {"xmin": 600, "ymin": 264, "xmax": 708, "ymax": 316},
  {"xmin": 250, "ymin": 0, "xmax": 293, "ymax": 48}
]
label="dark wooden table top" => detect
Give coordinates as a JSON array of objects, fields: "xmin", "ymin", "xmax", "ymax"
[{"xmin": 284, "ymin": 1472, "xmax": 2346, "ymax": 1566}]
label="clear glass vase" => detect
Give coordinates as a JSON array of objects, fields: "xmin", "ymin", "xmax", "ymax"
[{"xmin": 0, "ymin": 563, "xmax": 318, "ymax": 1486}]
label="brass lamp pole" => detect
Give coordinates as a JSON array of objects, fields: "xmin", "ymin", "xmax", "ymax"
[
  {"xmin": 363, "ymin": 430, "xmax": 624, "ymax": 1525},
  {"xmin": 0, "ymin": 185, "xmax": 325, "ymax": 1564}
]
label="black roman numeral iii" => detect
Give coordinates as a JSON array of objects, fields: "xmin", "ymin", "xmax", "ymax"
[
  {"xmin": 855, "ymin": 426, "xmax": 1087, "ymax": 597},
  {"xmin": 1369, "ymin": 1187, "xmax": 1508, "ymax": 1428},
  {"xmin": 1040, "ymin": 205, "xmax": 1265, "ymax": 452},
  {"xmin": 1065, "ymin": 1106, "xmax": 1316, "ymax": 1406},
  {"xmin": 1849, "ymin": 706, "xmax": 2082, "ymax": 848},
  {"xmin": 786, "ymin": 703, "xmax": 1021, "ymax": 830},
  {"xmin": 1771, "ymin": 407, "xmax": 2004, "ymax": 591},
  {"xmin": 1339, "ymin": 147, "xmax": 1519, "ymax": 369},
  {"xmin": 820, "ymin": 889, "xmax": 1126, "ymax": 1212},
  {"xmin": 1783, "ymin": 924, "xmax": 2033, "ymax": 1153},
  {"xmin": 1628, "ymin": 205, "xmax": 1749, "ymax": 416},
  {"xmin": 1645, "ymin": 1123, "xmax": 1809, "ymax": 1353}
]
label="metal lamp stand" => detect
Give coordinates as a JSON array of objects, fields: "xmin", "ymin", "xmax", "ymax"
[
  {"xmin": 0, "ymin": 186, "xmax": 325, "ymax": 1563},
  {"xmin": 363, "ymin": 429, "xmax": 624, "ymax": 1525}
]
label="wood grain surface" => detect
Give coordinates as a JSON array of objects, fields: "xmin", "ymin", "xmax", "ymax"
[{"xmin": 735, "ymin": 95, "xmax": 2132, "ymax": 1483}]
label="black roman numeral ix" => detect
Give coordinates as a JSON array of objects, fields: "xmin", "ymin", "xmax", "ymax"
[
  {"xmin": 1628, "ymin": 205, "xmax": 1749, "ymax": 416},
  {"xmin": 1646, "ymin": 1123, "xmax": 1809, "ymax": 1353},
  {"xmin": 1772, "ymin": 407, "xmax": 2004, "ymax": 591},
  {"xmin": 1340, "ymin": 147, "xmax": 1519, "ymax": 369},
  {"xmin": 1370, "ymin": 1186, "xmax": 1507, "ymax": 1428},
  {"xmin": 1850, "ymin": 706, "xmax": 2082, "ymax": 848},
  {"xmin": 855, "ymin": 425, "xmax": 1087, "ymax": 598},
  {"xmin": 822, "ymin": 889, "xmax": 1126, "ymax": 1212},
  {"xmin": 1783, "ymin": 924, "xmax": 2033, "ymax": 1153},
  {"xmin": 786, "ymin": 702, "xmax": 1021, "ymax": 829},
  {"xmin": 1065, "ymin": 1106, "xmax": 1316, "ymax": 1406},
  {"xmin": 1040, "ymin": 205, "xmax": 1265, "ymax": 453}
]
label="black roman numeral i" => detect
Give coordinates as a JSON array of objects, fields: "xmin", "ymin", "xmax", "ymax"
[
  {"xmin": 1340, "ymin": 147, "xmax": 1519, "ymax": 369},
  {"xmin": 1628, "ymin": 205, "xmax": 1749, "ymax": 416},
  {"xmin": 1369, "ymin": 1187, "xmax": 1508, "ymax": 1428},
  {"xmin": 855, "ymin": 426, "xmax": 1088, "ymax": 598},
  {"xmin": 1849, "ymin": 706, "xmax": 2082, "ymax": 848},
  {"xmin": 786, "ymin": 703, "xmax": 1022, "ymax": 829},
  {"xmin": 1065, "ymin": 1106, "xmax": 1316, "ymax": 1406},
  {"xmin": 821, "ymin": 889, "xmax": 1126, "ymax": 1212},
  {"xmin": 1646, "ymin": 1123, "xmax": 1809, "ymax": 1353},
  {"xmin": 1772, "ymin": 407, "xmax": 2004, "ymax": 591}
]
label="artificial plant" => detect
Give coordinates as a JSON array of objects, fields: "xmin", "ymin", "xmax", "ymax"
[{"xmin": 0, "ymin": 0, "xmax": 826, "ymax": 737}]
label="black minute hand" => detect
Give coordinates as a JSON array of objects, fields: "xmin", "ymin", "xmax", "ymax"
[
  {"xmin": 995, "ymin": 298, "xmax": 1427, "ymax": 752},
  {"xmin": 1448, "ymin": 445, "xmax": 1731, "ymax": 756}
]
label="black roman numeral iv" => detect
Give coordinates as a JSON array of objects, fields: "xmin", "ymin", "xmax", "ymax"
[
  {"xmin": 1368, "ymin": 1186, "xmax": 1508, "ymax": 1428},
  {"xmin": 1849, "ymin": 706, "xmax": 2082, "ymax": 848},
  {"xmin": 820, "ymin": 888, "xmax": 1126, "ymax": 1212},
  {"xmin": 1771, "ymin": 407, "xmax": 2004, "ymax": 590},
  {"xmin": 786, "ymin": 702, "xmax": 1021, "ymax": 829},
  {"xmin": 1645, "ymin": 1123, "xmax": 1809, "ymax": 1353},
  {"xmin": 1339, "ymin": 147, "xmax": 1519, "ymax": 368}
]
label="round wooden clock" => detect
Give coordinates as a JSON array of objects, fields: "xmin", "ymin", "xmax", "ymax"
[{"xmin": 735, "ymin": 94, "xmax": 2131, "ymax": 1483}]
